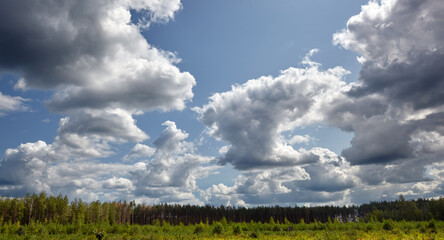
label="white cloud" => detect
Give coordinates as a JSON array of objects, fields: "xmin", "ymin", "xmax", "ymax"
[
  {"xmin": 0, "ymin": 121, "xmax": 214, "ymax": 203},
  {"xmin": 327, "ymin": 0, "xmax": 444, "ymax": 201},
  {"xmin": 123, "ymin": 143, "xmax": 156, "ymax": 161},
  {"xmin": 0, "ymin": 141, "xmax": 62, "ymax": 195},
  {"xmin": 333, "ymin": 0, "xmax": 444, "ymax": 66},
  {"xmin": 103, "ymin": 177, "xmax": 135, "ymax": 190},
  {"xmin": 153, "ymin": 121, "xmax": 193, "ymax": 155},
  {"xmin": 56, "ymin": 108, "xmax": 148, "ymax": 143},
  {"xmin": 130, "ymin": 121, "xmax": 217, "ymax": 203},
  {"xmin": 195, "ymin": 51, "xmax": 350, "ymax": 170},
  {"xmin": 287, "ymin": 135, "xmax": 311, "ymax": 145},
  {"xmin": 0, "ymin": 0, "xmax": 202, "ymax": 202},
  {"xmin": 123, "ymin": 0, "xmax": 182, "ymax": 26},
  {"xmin": 202, "ymin": 148, "xmax": 357, "ymax": 206},
  {"xmin": 0, "ymin": 0, "xmax": 194, "ymax": 158},
  {"xmin": 0, "ymin": 91, "xmax": 28, "ymax": 116}
]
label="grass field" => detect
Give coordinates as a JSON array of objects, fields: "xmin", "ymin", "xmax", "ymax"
[{"xmin": 0, "ymin": 220, "xmax": 442, "ymax": 239}]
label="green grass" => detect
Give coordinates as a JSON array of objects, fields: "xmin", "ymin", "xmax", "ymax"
[{"xmin": 0, "ymin": 220, "xmax": 442, "ymax": 239}]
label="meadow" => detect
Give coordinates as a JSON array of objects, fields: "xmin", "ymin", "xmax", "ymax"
[{"xmin": 0, "ymin": 219, "xmax": 442, "ymax": 240}]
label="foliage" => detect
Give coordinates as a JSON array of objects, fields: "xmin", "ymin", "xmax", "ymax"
[
  {"xmin": 233, "ymin": 224, "xmax": 242, "ymax": 235},
  {"xmin": 383, "ymin": 219, "xmax": 395, "ymax": 231},
  {"xmin": 3, "ymin": 192, "xmax": 444, "ymax": 236},
  {"xmin": 212, "ymin": 223, "xmax": 223, "ymax": 234},
  {"xmin": 193, "ymin": 223, "xmax": 204, "ymax": 234},
  {"xmin": 0, "ymin": 219, "xmax": 442, "ymax": 239}
]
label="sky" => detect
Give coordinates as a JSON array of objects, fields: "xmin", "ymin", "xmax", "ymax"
[{"xmin": 1, "ymin": 0, "xmax": 444, "ymax": 206}]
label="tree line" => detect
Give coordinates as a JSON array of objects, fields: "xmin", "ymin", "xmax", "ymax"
[{"xmin": 1, "ymin": 192, "xmax": 443, "ymax": 226}]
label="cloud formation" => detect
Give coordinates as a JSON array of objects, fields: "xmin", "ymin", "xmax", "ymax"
[
  {"xmin": 195, "ymin": 50, "xmax": 350, "ymax": 170},
  {"xmin": 197, "ymin": 0, "xmax": 444, "ymax": 205},
  {"xmin": 0, "ymin": 0, "xmax": 205, "ymax": 203},
  {"xmin": 0, "ymin": 120, "xmax": 214, "ymax": 203},
  {"xmin": 130, "ymin": 121, "xmax": 218, "ymax": 204},
  {"xmin": 201, "ymin": 148, "xmax": 356, "ymax": 206},
  {"xmin": 123, "ymin": 143, "xmax": 155, "ymax": 162},
  {"xmin": 0, "ymin": 91, "xmax": 28, "ymax": 116},
  {"xmin": 2, "ymin": 0, "xmax": 444, "ymax": 207},
  {"xmin": 0, "ymin": 0, "xmax": 194, "ymax": 152},
  {"xmin": 329, "ymin": 0, "xmax": 444, "ymax": 196}
]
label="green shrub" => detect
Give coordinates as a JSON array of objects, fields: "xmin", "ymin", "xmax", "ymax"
[
  {"xmin": 428, "ymin": 219, "xmax": 437, "ymax": 233},
  {"xmin": 233, "ymin": 224, "xmax": 242, "ymax": 235},
  {"xmin": 221, "ymin": 216, "xmax": 228, "ymax": 225},
  {"xmin": 365, "ymin": 224, "xmax": 373, "ymax": 232},
  {"xmin": 427, "ymin": 219, "xmax": 436, "ymax": 229},
  {"xmin": 383, "ymin": 219, "xmax": 395, "ymax": 231},
  {"xmin": 250, "ymin": 231, "xmax": 258, "ymax": 238},
  {"xmin": 17, "ymin": 226, "xmax": 26, "ymax": 236},
  {"xmin": 194, "ymin": 225, "xmax": 204, "ymax": 234},
  {"xmin": 212, "ymin": 223, "xmax": 223, "ymax": 235},
  {"xmin": 66, "ymin": 224, "xmax": 78, "ymax": 234},
  {"xmin": 272, "ymin": 224, "xmax": 281, "ymax": 232},
  {"xmin": 81, "ymin": 223, "xmax": 95, "ymax": 235},
  {"xmin": 131, "ymin": 225, "xmax": 142, "ymax": 235}
]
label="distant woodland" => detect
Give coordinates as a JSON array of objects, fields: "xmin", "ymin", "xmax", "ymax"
[{"xmin": 1, "ymin": 193, "xmax": 443, "ymax": 226}]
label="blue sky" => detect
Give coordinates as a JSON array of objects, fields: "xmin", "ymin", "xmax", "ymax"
[{"xmin": 1, "ymin": 0, "xmax": 444, "ymax": 206}]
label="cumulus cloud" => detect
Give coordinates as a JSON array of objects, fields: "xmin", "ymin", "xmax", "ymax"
[
  {"xmin": 0, "ymin": 120, "xmax": 214, "ymax": 203},
  {"xmin": 0, "ymin": 135, "xmax": 136, "ymax": 199},
  {"xmin": 195, "ymin": 51, "xmax": 350, "ymax": 170},
  {"xmin": 292, "ymin": 148, "xmax": 356, "ymax": 192},
  {"xmin": 56, "ymin": 108, "xmax": 148, "ymax": 143},
  {"xmin": 0, "ymin": 0, "xmax": 201, "ymax": 201},
  {"xmin": 0, "ymin": 0, "xmax": 194, "ymax": 156},
  {"xmin": 2, "ymin": 0, "xmax": 444, "ymax": 207},
  {"xmin": 333, "ymin": 0, "xmax": 444, "ymax": 67},
  {"xmin": 130, "ymin": 121, "xmax": 218, "ymax": 204},
  {"xmin": 287, "ymin": 135, "xmax": 311, "ymax": 145},
  {"xmin": 0, "ymin": 0, "xmax": 194, "ymax": 110},
  {"xmin": 333, "ymin": 0, "xmax": 444, "ymax": 118},
  {"xmin": 328, "ymin": 0, "xmax": 444, "ymax": 194},
  {"xmin": 193, "ymin": 50, "xmax": 362, "ymax": 205},
  {"xmin": 153, "ymin": 121, "xmax": 193, "ymax": 155},
  {"xmin": 0, "ymin": 0, "xmax": 198, "ymax": 202},
  {"xmin": 123, "ymin": 143, "xmax": 155, "ymax": 161},
  {"xmin": 0, "ymin": 141, "xmax": 61, "ymax": 195},
  {"xmin": 0, "ymin": 91, "xmax": 28, "ymax": 116},
  {"xmin": 202, "ymin": 148, "xmax": 357, "ymax": 206},
  {"xmin": 102, "ymin": 177, "xmax": 135, "ymax": 190}
]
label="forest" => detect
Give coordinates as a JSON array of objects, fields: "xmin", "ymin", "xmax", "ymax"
[
  {"xmin": 1, "ymin": 193, "xmax": 443, "ymax": 225},
  {"xmin": 1, "ymin": 193, "xmax": 444, "ymax": 239}
]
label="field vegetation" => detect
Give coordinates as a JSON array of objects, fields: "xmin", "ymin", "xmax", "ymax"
[{"xmin": 1, "ymin": 193, "xmax": 444, "ymax": 239}]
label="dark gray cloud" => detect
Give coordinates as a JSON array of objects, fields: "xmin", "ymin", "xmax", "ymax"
[
  {"xmin": 330, "ymin": 0, "xmax": 444, "ymax": 196},
  {"xmin": 341, "ymin": 117, "xmax": 414, "ymax": 165},
  {"xmin": 351, "ymin": 52, "xmax": 444, "ymax": 110},
  {"xmin": 0, "ymin": 0, "xmax": 186, "ymax": 90},
  {"xmin": 333, "ymin": 0, "xmax": 444, "ymax": 161}
]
